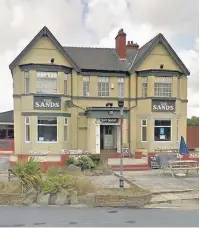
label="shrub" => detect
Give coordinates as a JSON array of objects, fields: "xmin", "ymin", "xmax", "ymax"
[
  {"xmin": 74, "ymin": 176, "xmax": 96, "ymax": 196},
  {"xmin": 75, "ymin": 156, "xmax": 95, "ymax": 170},
  {"xmin": 88, "ymin": 154, "xmax": 101, "ymax": 165},
  {"xmin": 42, "ymin": 174, "xmax": 75, "ymax": 194},
  {"xmin": 0, "ymin": 180, "xmax": 23, "ymax": 194},
  {"xmin": 46, "ymin": 166, "xmax": 62, "ymax": 177},
  {"xmin": 65, "ymin": 157, "xmax": 76, "ymax": 166},
  {"xmin": 12, "ymin": 158, "xmax": 42, "ymax": 190}
]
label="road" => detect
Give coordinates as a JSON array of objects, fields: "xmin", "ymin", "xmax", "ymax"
[{"xmin": 0, "ymin": 206, "xmax": 198, "ymax": 227}]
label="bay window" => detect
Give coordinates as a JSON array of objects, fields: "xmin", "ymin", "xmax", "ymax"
[
  {"xmin": 142, "ymin": 77, "xmax": 148, "ymax": 97},
  {"xmin": 37, "ymin": 117, "xmax": 57, "ymax": 142},
  {"xmin": 25, "ymin": 117, "xmax": 30, "ymax": 142},
  {"xmin": 36, "ymin": 72, "xmax": 58, "ymax": 94},
  {"xmin": 118, "ymin": 77, "xmax": 124, "ymax": 97},
  {"xmin": 98, "ymin": 77, "xmax": 109, "ymax": 97},
  {"xmin": 154, "ymin": 77, "xmax": 172, "ymax": 97},
  {"xmin": 64, "ymin": 73, "xmax": 68, "ymax": 95},
  {"xmin": 25, "ymin": 71, "xmax": 30, "ymax": 94},
  {"xmin": 64, "ymin": 117, "xmax": 68, "ymax": 142},
  {"xmin": 154, "ymin": 119, "xmax": 171, "ymax": 142},
  {"xmin": 141, "ymin": 119, "xmax": 147, "ymax": 142},
  {"xmin": 83, "ymin": 76, "xmax": 90, "ymax": 96}
]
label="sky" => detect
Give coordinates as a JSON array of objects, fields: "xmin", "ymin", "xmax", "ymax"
[{"xmin": 0, "ymin": 0, "xmax": 199, "ymax": 117}]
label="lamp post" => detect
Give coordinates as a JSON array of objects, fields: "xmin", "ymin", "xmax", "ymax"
[{"xmin": 118, "ymin": 99, "xmax": 124, "ymax": 190}]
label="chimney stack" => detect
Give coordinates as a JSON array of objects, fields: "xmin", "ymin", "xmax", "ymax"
[
  {"xmin": 126, "ymin": 40, "xmax": 139, "ymax": 50},
  {"xmin": 115, "ymin": 29, "xmax": 126, "ymax": 59}
]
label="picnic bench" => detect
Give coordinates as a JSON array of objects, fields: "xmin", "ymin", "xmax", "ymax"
[{"xmin": 162, "ymin": 160, "xmax": 199, "ymax": 178}]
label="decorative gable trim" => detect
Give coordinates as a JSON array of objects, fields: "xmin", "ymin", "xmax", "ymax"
[
  {"xmin": 129, "ymin": 33, "xmax": 190, "ymax": 76},
  {"xmin": 9, "ymin": 26, "xmax": 80, "ymax": 72}
]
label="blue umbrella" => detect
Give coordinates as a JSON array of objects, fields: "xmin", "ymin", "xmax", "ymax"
[{"xmin": 179, "ymin": 136, "xmax": 188, "ymax": 155}]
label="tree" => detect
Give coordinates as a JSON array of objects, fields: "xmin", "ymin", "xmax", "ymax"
[{"xmin": 187, "ymin": 116, "xmax": 199, "ymax": 126}]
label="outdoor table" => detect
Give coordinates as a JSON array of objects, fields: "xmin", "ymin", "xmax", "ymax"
[{"xmin": 162, "ymin": 160, "xmax": 199, "ymax": 178}]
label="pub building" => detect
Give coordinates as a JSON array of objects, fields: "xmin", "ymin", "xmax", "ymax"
[{"xmin": 6, "ymin": 26, "xmax": 190, "ymax": 160}]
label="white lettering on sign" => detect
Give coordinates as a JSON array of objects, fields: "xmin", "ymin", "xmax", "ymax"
[
  {"xmin": 35, "ymin": 99, "xmax": 60, "ymax": 108},
  {"xmin": 100, "ymin": 118, "xmax": 118, "ymax": 123},
  {"xmin": 152, "ymin": 102, "xmax": 175, "ymax": 112}
]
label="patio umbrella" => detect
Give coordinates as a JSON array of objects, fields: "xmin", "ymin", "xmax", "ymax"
[
  {"xmin": 179, "ymin": 136, "xmax": 188, "ymax": 157},
  {"xmin": 177, "ymin": 136, "xmax": 188, "ymax": 176}
]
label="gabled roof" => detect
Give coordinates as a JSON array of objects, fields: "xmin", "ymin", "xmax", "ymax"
[
  {"xmin": 9, "ymin": 26, "xmax": 80, "ymax": 72},
  {"xmin": 9, "ymin": 26, "xmax": 190, "ymax": 76},
  {"xmin": 129, "ymin": 33, "xmax": 190, "ymax": 75},
  {"xmin": 0, "ymin": 110, "xmax": 13, "ymax": 123}
]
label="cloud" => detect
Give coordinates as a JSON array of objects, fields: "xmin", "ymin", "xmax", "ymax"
[{"xmin": 0, "ymin": 0, "xmax": 198, "ymax": 118}]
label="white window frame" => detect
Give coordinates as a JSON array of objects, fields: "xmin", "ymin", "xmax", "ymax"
[
  {"xmin": 25, "ymin": 71, "xmax": 30, "ymax": 94},
  {"xmin": 98, "ymin": 77, "xmax": 109, "ymax": 97},
  {"xmin": 64, "ymin": 73, "xmax": 68, "ymax": 95},
  {"xmin": 141, "ymin": 119, "xmax": 147, "ymax": 142},
  {"xmin": 64, "ymin": 117, "xmax": 68, "ymax": 142},
  {"xmin": 25, "ymin": 117, "xmax": 30, "ymax": 143},
  {"xmin": 142, "ymin": 77, "xmax": 148, "ymax": 97},
  {"xmin": 83, "ymin": 76, "xmax": 90, "ymax": 96},
  {"xmin": 36, "ymin": 71, "xmax": 58, "ymax": 94},
  {"xmin": 37, "ymin": 117, "xmax": 58, "ymax": 143},
  {"xmin": 154, "ymin": 77, "xmax": 172, "ymax": 97},
  {"xmin": 154, "ymin": 119, "xmax": 172, "ymax": 142},
  {"xmin": 118, "ymin": 77, "xmax": 124, "ymax": 98}
]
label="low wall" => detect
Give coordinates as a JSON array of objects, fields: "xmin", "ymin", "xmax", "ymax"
[
  {"xmin": 80, "ymin": 193, "xmax": 152, "ymax": 208},
  {"xmin": 10, "ymin": 154, "xmax": 70, "ymax": 172}
]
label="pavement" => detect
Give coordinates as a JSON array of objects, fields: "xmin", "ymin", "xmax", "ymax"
[
  {"xmin": 0, "ymin": 206, "xmax": 198, "ymax": 227},
  {"xmin": 114, "ymin": 170, "xmax": 199, "ymax": 193}
]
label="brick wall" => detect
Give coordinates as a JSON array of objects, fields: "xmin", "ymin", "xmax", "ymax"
[{"xmin": 187, "ymin": 126, "xmax": 199, "ymax": 149}]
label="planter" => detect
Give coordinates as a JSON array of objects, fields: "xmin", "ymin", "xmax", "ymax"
[{"xmin": 135, "ymin": 151, "xmax": 143, "ymax": 159}]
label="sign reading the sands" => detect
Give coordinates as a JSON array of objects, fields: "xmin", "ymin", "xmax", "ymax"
[
  {"xmin": 152, "ymin": 100, "xmax": 176, "ymax": 112},
  {"xmin": 33, "ymin": 96, "xmax": 61, "ymax": 110}
]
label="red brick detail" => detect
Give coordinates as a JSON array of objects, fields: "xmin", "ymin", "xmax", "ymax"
[
  {"xmin": 187, "ymin": 126, "xmax": 199, "ymax": 149},
  {"xmin": 115, "ymin": 29, "xmax": 126, "ymax": 59},
  {"xmin": 0, "ymin": 139, "xmax": 14, "ymax": 152}
]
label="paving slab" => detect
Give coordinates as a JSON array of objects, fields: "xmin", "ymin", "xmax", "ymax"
[{"xmin": 114, "ymin": 170, "xmax": 199, "ymax": 193}]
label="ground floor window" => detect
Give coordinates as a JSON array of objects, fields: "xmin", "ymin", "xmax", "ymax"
[
  {"xmin": 25, "ymin": 117, "xmax": 30, "ymax": 142},
  {"xmin": 154, "ymin": 119, "xmax": 171, "ymax": 142},
  {"xmin": 0, "ymin": 125, "xmax": 14, "ymax": 139},
  {"xmin": 64, "ymin": 117, "xmax": 68, "ymax": 142},
  {"xmin": 37, "ymin": 117, "xmax": 57, "ymax": 142},
  {"xmin": 141, "ymin": 119, "xmax": 147, "ymax": 142}
]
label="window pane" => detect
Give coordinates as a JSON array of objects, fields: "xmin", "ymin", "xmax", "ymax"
[
  {"xmin": 36, "ymin": 72, "xmax": 58, "ymax": 94},
  {"xmin": 154, "ymin": 127, "xmax": 171, "ymax": 141},
  {"xmin": 155, "ymin": 120, "xmax": 171, "ymax": 126},
  {"xmin": 25, "ymin": 125, "xmax": 30, "ymax": 142},
  {"xmin": 38, "ymin": 117, "xmax": 57, "ymax": 125},
  {"xmin": 64, "ymin": 80, "xmax": 67, "ymax": 95},
  {"xmin": 64, "ymin": 126, "xmax": 68, "ymax": 141},
  {"xmin": 142, "ymin": 127, "xmax": 147, "ymax": 141},
  {"xmin": 38, "ymin": 125, "xmax": 57, "ymax": 142}
]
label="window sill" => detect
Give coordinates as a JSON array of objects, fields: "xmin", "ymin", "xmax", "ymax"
[
  {"xmin": 154, "ymin": 141, "xmax": 172, "ymax": 143},
  {"xmin": 37, "ymin": 141, "xmax": 58, "ymax": 144}
]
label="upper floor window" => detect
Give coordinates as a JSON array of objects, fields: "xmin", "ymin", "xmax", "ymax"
[
  {"xmin": 142, "ymin": 77, "xmax": 147, "ymax": 97},
  {"xmin": 154, "ymin": 77, "xmax": 172, "ymax": 97},
  {"xmin": 25, "ymin": 71, "xmax": 30, "ymax": 94},
  {"xmin": 118, "ymin": 77, "xmax": 124, "ymax": 98},
  {"xmin": 83, "ymin": 76, "xmax": 90, "ymax": 96},
  {"xmin": 36, "ymin": 72, "xmax": 58, "ymax": 94},
  {"xmin": 64, "ymin": 73, "xmax": 68, "ymax": 95},
  {"xmin": 98, "ymin": 77, "xmax": 109, "ymax": 97}
]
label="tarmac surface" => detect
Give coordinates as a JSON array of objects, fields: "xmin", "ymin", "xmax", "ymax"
[{"xmin": 0, "ymin": 205, "xmax": 199, "ymax": 227}]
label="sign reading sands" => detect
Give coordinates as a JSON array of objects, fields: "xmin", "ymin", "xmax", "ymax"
[
  {"xmin": 33, "ymin": 97, "xmax": 61, "ymax": 110},
  {"xmin": 152, "ymin": 100, "xmax": 176, "ymax": 112}
]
